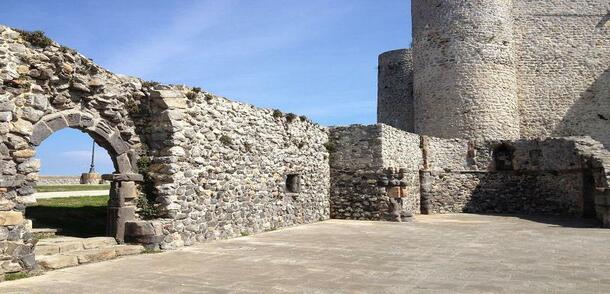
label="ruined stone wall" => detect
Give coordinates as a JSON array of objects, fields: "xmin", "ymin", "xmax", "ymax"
[
  {"xmin": 329, "ymin": 124, "xmax": 421, "ymax": 220},
  {"xmin": 411, "ymin": 0, "xmax": 520, "ymax": 140},
  {"xmin": 0, "ymin": 26, "xmax": 153, "ymax": 274},
  {"xmin": 379, "ymin": 125, "xmax": 422, "ymax": 213},
  {"xmin": 329, "ymin": 125, "xmax": 386, "ymax": 220},
  {"xmin": 377, "ymin": 49, "xmax": 414, "ymax": 132},
  {"xmin": 513, "ymin": 0, "xmax": 610, "ymax": 147},
  {"xmin": 151, "ymin": 90, "xmax": 330, "ymax": 249},
  {"xmin": 0, "ymin": 26, "xmax": 331, "ymax": 273},
  {"xmin": 420, "ymin": 137, "xmax": 589, "ymax": 215}
]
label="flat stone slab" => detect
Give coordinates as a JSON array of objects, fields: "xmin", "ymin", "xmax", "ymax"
[
  {"xmin": 114, "ymin": 245, "xmax": 145, "ymax": 256},
  {"xmin": 33, "ymin": 244, "xmax": 59, "ymax": 256},
  {"xmin": 36, "ymin": 255, "xmax": 78, "ymax": 270},
  {"xmin": 3, "ymin": 215, "xmax": 610, "ymax": 293},
  {"xmin": 66, "ymin": 247, "xmax": 117, "ymax": 264},
  {"xmin": 82, "ymin": 237, "xmax": 117, "ymax": 249}
]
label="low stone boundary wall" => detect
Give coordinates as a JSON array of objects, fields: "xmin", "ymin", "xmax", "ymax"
[{"xmin": 38, "ymin": 176, "xmax": 81, "ymax": 185}]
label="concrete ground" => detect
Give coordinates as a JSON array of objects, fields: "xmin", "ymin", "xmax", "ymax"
[
  {"xmin": 34, "ymin": 190, "xmax": 109, "ymax": 199},
  {"xmin": 1, "ymin": 214, "xmax": 610, "ymax": 293}
]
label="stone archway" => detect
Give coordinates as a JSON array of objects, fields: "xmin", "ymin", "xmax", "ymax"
[{"xmin": 29, "ymin": 110, "xmax": 142, "ymax": 243}]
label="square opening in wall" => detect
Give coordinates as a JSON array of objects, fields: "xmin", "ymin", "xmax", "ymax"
[{"xmin": 286, "ymin": 174, "xmax": 301, "ymax": 193}]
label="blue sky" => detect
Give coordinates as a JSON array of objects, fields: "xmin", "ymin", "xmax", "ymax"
[{"xmin": 1, "ymin": 0, "xmax": 412, "ymax": 175}]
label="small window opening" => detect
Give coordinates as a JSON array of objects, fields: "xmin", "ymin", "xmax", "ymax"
[
  {"xmin": 286, "ymin": 174, "xmax": 301, "ymax": 193},
  {"xmin": 493, "ymin": 143, "xmax": 514, "ymax": 171}
]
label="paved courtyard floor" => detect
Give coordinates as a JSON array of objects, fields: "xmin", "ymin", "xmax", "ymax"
[{"xmin": 1, "ymin": 214, "xmax": 610, "ymax": 293}]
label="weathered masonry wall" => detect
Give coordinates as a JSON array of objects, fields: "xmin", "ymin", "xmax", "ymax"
[
  {"xmin": 513, "ymin": 0, "xmax": 610, "ymax": 147},
  {"xmin": 0, "ymin": 25, "xmax": 331, "ymax": 274},
  {"xmin": 420, "ymin": 138, "xmax": 588, "ymax": 215},
  {"xmin": 377, "ymin": 49, "xmax": 414, "ymax": 132},
  {"xmin": 150, "ymin": 90, "xmax": 330, "ymax": 249},
  {"xmin": 328, "ymin": 124, "xmax": 610, "ymax": 226},
  {"xmin": 0, "ymin": 26, "xmax": 150, "ymax": 274},
  {"xmin": 328, "ymin": 124, "xmax": 420, "ymax": 220},
  {"xmin": 420, "ymin": 136, "xmax": 610, "ymax": 219}
]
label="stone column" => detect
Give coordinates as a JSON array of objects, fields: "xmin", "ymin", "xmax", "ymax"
[{"xmin": 102, "ymin": 173, "xmax": 143, "ymax": 243}]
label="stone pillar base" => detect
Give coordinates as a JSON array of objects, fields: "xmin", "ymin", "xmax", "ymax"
[{"xmin": 80, "ymin": 172, "xmax": 102, "ymax": 184}]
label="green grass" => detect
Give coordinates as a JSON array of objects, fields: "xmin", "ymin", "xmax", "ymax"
[
  {"xmin": 4, "ymin": 272, "xmax": 30, "ymax": 281},
  {"xmin": 36, "ymin": 184, "xmax": 110, "ymax": 192},
  {"xmin": 142, "ymin": 248, "xmax": 162, "ymax": 254},
  {"xmin": 26, "ymin": 196, "xmax": 109, "ymax": 238}
]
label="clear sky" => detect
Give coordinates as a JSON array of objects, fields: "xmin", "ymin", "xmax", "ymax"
[{"xmin": 1, "ymin": 0, "xmax": 412, "ymax": 175}]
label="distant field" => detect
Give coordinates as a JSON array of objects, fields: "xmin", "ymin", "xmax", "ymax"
[{"xmin": 36, "ymin": 184, "xmax": 111, "ymax": 193}]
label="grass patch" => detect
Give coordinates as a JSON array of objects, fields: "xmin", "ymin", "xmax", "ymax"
[
  {"xmin": 36, "ymin": 184, "xmax": 110, "ymax": 192},
  {"xmin": 4, "ymin": 272, "xmax": 30, "ymax": 281},
  {"xmin": 142, "ymin": 248, "xmax": 162, "ymax": 254},
  {"xmin": 26, "ymin": 196, "xmax": 108, "ymax": 238}
]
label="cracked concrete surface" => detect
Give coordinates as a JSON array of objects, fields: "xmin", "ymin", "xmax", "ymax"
[{"xmin": 1, "ymin": 214, "xmax": 609, "ymax": 293}]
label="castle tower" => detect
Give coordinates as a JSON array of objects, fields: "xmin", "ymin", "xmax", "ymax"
[
  {"xmin": 411, "ymin": 0, "xmax": 520, "ymax": 140},
  {"xmin": 377, "ymin": 49, "xmax": 414, "ymax": 132}
]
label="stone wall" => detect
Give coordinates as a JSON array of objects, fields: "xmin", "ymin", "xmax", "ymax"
[
  {"xmin": 326, "ymin": 122, "xmax": 610, "ymax": 224},
  {"xmin": 37, "ymin": 176, "xmax": 81, "ymax": 185},
  {"xmin": 380, "ymin": 125, "xmax": 422, "ymax": 213},
  {"xmin": 0, "ymin": 26, "xmax": 331, "ymax": 273},
  {"xmin": 329, "ymin": 124, "xmax": 420, "ymax": 220},
  {"xmin": 151, "ymin": 90, "xmax": 330, "ymax": 249},
  {"xmin": 0, "ymin": 26, "xmax": 150, "ymax": 274},
  {"xmin": 420, "ymin": 137, "xmax": 593, "ymax": 216},
  {"xmin": 377, "ymin": 49, "xmax": 414, "ymax": 132}
]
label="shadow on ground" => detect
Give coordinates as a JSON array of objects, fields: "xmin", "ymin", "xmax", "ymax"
[
  {"xmin": 478, "ymin": 213, "xmax": 601, "ymax": 229},
  {"xmin": 26, "ymin": 196, "xmax": 108, "ymax": 238}
]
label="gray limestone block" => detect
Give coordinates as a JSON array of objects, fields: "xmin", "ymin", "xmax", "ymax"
[
  {"xmin": 44, "ymin": 115, "xmax": 68, "ymax": 132},
  {"xmin": 30, "ymin": 122, "xmax": 53, "ymax": 146},
  {"xmin": 64, "ymin": 112, "xmax": 81, "ymax": 127}
]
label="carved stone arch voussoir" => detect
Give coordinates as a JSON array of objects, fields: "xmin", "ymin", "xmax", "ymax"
[{"xmin": 29, "ymin": 110, "xmax": 135, "ymax": 174}]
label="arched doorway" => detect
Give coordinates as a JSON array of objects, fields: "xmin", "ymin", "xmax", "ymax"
[
  {"xmin": 27, "ymin": 111, "xmax": 143, "ymax": 243},
  {"xmin": 28, "ymin": 128, "xmax": 113, "ymax": 238}
]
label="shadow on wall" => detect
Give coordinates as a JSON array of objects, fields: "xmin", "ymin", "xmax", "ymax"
[
  {"xmin": 554, "ymin": 67, "xmax": 610, "ymax": 148},
  {"xmin": 465, "ymin": 172, "xmax": 590, "ymax": 225}
]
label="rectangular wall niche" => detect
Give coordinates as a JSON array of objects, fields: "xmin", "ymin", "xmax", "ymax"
[{"xmin": 286, "ymin": 174, "xmax": 301, "ymax": 193}]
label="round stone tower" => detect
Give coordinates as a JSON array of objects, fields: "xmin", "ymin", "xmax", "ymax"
[
  {"xmin": 378, "ymin": 49, "xmax": 414, "ymax": 132},
  {"xmin": 411, "ymin": 0, "xmax": 520, "ymax": 140}
]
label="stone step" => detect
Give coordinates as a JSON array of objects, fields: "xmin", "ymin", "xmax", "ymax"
[
  {"xmin": 37, "ymin": 255, "xmax": 79, "ymax": 270},
  {"xmin": 36, "ymin": 236, "xmax": 118, "ymax": 255},
  {"xmin": 31, "ymin": 228, "xmax": 59, "ymax": 239},
  {"xmin": 35, "ymin": 235, "xmax": 145, "ymax": 270}
]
